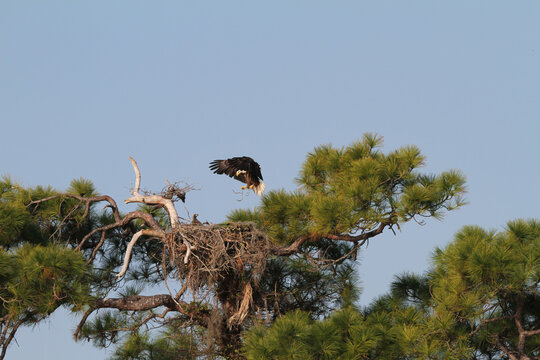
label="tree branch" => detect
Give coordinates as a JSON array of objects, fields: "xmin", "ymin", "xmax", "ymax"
[
  {"xmin": 495, "ymin": 335, "xmax": 519, "ymax": 360},
  {"xmin": 73, "ymin": 309, "xmax": 94, "ymax": 341},
  {"xmin": 0, "ymin": 317, "xmax": 27, "ymax": 360},
  {"xmin": 325, "ymin": 222, "xmax": 388, "ymax": 242},
  {"xmin": 522, "ymin": 328, "xmax": 540, "ymax": 337},
  {"xmin": 117, "ymin": 229, "xmax": 164, "ymax": 278},
  {"xmin": 129, "ymin": 156, "xmax": 141, "ymax": 194},
  {"xmin": 469, "ymin": 315, "xmax": 514, "ymax": 337},
  {"xmin": 28, "ymin": 194, "xmax": 121, "ymax": 223},
  {"xmin": 514, "ymin": 297, "xmax": 531, "ymax": 359},
  {"xmin": 123, "ymin": 157, "xmax": 195, "ymax": 264},
  {"xmin": 270, "ymin": 236, "xmax": 309, "ymax": 256},
  {"xmin": 125, "ymin": 157, "xmax": 180, "ymax": 229},
  {"xmin": 270, "ymin": 222, "xmax": 389, "ymax": 256},
  {"xmin": 74, "ymin": 293, "xmax": 209, "ymax": 341},
  {"xmin": 97, "ymin": 294, "xmax": 182, "ymax": 311},
  {"xmin": 76, "ymin": 210, "xmax": 164, "ymax": 251},
  {"xmin": 86, "ymin": 230, "xmax": 107, "ymax": 265}
]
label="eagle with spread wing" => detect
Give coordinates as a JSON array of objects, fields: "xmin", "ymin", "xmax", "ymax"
[{"xmin": 209, "ymin": 156, "xmax": 266, "ymax": 196}]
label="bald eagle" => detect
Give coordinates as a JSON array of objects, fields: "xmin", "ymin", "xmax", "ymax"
[{"xmin": 209, "ymin": 157, "xmax": 266, "ymax": 196}]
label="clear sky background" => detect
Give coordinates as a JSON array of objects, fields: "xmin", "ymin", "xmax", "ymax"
[{"xmin": 1, "ymin": 1, "xmax": 539, "ymax": 359}]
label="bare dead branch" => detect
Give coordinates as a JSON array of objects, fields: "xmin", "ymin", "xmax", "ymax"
[
  {"xmin": 129, "ymin": 156, "xmax": 141, "ymax": 194},
  {"xmin": 117, "ymin": 229, "xmax": 164, "ymax": 278},
  {"xmin": 125, "ymin": 157, "xmax": 180, "ymax": 228}
]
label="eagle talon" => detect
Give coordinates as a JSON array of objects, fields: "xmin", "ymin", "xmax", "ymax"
[{"xmin": 248, "ymin": 185, "xmax": 254, "ymax": 189}]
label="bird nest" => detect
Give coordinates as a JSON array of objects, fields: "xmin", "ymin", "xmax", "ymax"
[{"xmin": 165, "ymin": 222, "xmax": 271, "ymax": 292}]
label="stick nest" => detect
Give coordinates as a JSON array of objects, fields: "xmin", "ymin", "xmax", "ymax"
[{"xmin": 166, "ymin": 222, "xmax": 271, "ymax": 292}]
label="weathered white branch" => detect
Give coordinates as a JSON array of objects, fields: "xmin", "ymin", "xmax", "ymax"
[
  {"xmin": 119, "ymin": 157, "xmax": 193, "ymax": 275},
  {"xmin": 117, "ymin": 230, "xmax": 143, "ymax": 278},
  {"xmin": 117, "ymin": 229, "xmax": 164, "ymax": 278},
  {"xmin": 129, "ymin": 156, "xmax": 141, "ymax": 195},
  {"xmin": 125, "ymin": 156, "xmax": 180, "ymax": 228},
  {"xmin": 184, "ymin": 241, "xmax": 192, "ymax": 264}
]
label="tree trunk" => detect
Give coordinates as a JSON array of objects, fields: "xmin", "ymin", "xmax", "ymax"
[{"xmin": 216, "ymin": 270, "xmax": 246, "ymax": 359}]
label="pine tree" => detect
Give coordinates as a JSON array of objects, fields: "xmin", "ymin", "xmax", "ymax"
[{"xmin": 3, "ymin": 134, "xmax": 466, "ymax": 359}]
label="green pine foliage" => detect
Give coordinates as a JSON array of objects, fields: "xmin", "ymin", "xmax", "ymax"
[
  {"xmin": 237, "ymin": 134, "xmax": 466, "ymax": 245},
  {"xmin": 80, "ymin": 310, "xmax": 128, "ymax": 347},
  {"xmin": 109, "ymin": 329, "xmax": 197, "ymax": 360},
  {"xmin": 244, "ymin": 305, "xmax": 387, "ymax": 360},
  {"xmin": 244, "ymin": 219, "xmax": 540, "ymax": 360},
  {"xmin": 3, "ymin": 244, "xmax": 90, "ymax": 316},
  {"xmin": 0, "ymin": 177, "xmax": 50, "ymax": 247},
  {"xmin": 0, "ymin": 177, "xmax": 96, "ymax": 358},
  {"xmin": 227, "ymin": 208, "xmax": 263, "ymax": 226},
  {"xmin": 259, "ymin": 190, "xmax": 313, "ymax": 243},
  {"xmin": 254, "ymin": 254, "xmax": 359, "ymax": 319},
  {"xmin": 244, "ymin": 275, "xmax": 459, "ymax": 360},
  {"xmin": 67, "ymin": 177, "xmax": 98, "ymax": 198},
  {"xmin": 429, "ymin": 219, "xmax": 540, "ymax": 358}
]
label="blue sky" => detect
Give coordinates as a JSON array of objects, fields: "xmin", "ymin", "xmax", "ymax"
[{"xmin": 1, "ymin": 1, "xmax": 539, "ymax": 359}]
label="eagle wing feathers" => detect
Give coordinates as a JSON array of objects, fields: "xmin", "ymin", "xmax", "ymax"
[
  {"xmin": 209, "ymin": 157, "xmax": 263, "ymax": 185},
  {"xmin": 210, "ymin": 156, "xmax": 265, "ymax": 195}
]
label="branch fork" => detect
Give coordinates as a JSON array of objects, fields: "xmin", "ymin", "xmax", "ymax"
[{"xmin": 117, "ymin": 157, "xmax": 192, "ymax": 278}]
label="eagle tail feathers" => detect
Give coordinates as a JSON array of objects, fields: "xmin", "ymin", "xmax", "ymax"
[{"xmin": 252, "ymin": 182, "xmax": 266, "ymax": 196}]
